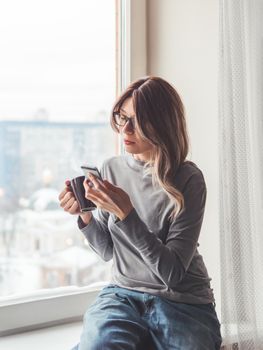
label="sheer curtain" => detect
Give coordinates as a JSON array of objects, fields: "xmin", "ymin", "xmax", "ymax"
[{"xmin": 219, "ymin": 0, "xmax": 263, "ymax": 349}]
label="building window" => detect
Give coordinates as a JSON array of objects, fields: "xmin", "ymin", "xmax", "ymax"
[{"xmin": 0, "ymin": 0, "xmax": 116, "ymax": 297}]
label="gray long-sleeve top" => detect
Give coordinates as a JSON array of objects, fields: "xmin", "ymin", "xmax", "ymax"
[{"xmin": 78, "ymin": 154, "xmax": 215, "ymax": 304}]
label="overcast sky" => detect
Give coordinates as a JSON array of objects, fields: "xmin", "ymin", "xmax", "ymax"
[{"xmin": 0, "ymin": 0, "xmax": 116, "ymax": 121}]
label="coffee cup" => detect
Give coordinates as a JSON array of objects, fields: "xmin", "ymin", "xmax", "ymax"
[{"xmin": 70, "ymin": 175, "xmax": 96, "ymax": 212}]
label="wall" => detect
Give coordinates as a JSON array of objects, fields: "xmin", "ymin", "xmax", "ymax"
[
  {"xmin": 130, "ymin": 0, "xmax": 147, "ymax": 80},
  {"xmin": 146, "ymin": 0, "xmax": 221, "ymax": 314}
]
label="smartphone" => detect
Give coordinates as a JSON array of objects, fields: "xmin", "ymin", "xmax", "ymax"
[{"xmin": 80, "ymin": 165, "xmax": 103, "ymax": 181}]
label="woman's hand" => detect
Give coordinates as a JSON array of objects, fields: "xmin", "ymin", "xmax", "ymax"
[
  {"xmin": 58, "ymin": 180, "xmax": 92, "ymax": 224},
  {"xmin": 83, "ymin": 174, "xmax": 133, "ymax": 221},
  {"xmin": 59, "ymin": 180, "xmax": 80, "ymax": 214}
]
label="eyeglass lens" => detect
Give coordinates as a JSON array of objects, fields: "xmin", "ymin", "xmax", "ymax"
[{"xmin": 114, "ymin": 113, "xmax": 135, "ymax": 129}]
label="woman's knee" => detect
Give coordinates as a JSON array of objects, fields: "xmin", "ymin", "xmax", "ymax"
[
  {"xmin": 78, "ymin": 334, "xmax": 107, "ymax": 350},
  {"xmin": 79, "ymin": 312, "xmax": 147, "ymax": 350},
  {"xmin": 79, "ymin": 328, "xmax": 143, "ymax": 350}
]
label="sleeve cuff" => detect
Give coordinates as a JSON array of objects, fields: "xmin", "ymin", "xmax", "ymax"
[
  {"xmin": 115, "ymin": 208, "xmax": 140, "ymax": 229},
  {"xmin": 77, "ymin": 214, "xmax": 94, "ymax": 230}
]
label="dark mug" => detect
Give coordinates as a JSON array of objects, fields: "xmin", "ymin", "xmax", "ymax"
[{"xmin": 70, "ymin": 175, "xmax": 96, "ymax": 212}]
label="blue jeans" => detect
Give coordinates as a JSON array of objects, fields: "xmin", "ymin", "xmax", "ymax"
[{"xmin": 72, "ymin": 284, "xmax": 222, "ymax": 350}]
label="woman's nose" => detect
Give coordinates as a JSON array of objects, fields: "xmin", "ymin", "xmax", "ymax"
[{"xmin": 122, "ymin": 120, "xmax": 134, "ymax": 134}]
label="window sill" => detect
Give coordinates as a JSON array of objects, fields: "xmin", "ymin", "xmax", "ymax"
[
  {"xmin": 0, "ymin": 321, "xmax": 82, "ymax": 350},
  {"xmin": 1, "ymin": 284, "xmax": 259, "ymax": 349},
  {"xmin": 0, "ymin": 281, "xmax": 108, "ymax": 337},
  {"xmin": 0, "ymin": 320, "xmax": 237, "ymax": 350},
  {"xmin": 1, "ymin": 305, "xmax": 257, "ymax": 350}
]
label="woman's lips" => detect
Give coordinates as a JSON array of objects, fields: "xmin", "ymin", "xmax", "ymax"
[{"xmin": 124, "ymin": 140, "xmax": 135, "ymax": 145}]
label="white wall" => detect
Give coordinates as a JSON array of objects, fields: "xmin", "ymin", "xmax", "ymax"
[
  {"xmin": 130, "ymin": 0, "xmax": 147, "ymax": 80},
  {"xmin": 146, "ymin": 0, "xmax": 221, "ymax": 315}
]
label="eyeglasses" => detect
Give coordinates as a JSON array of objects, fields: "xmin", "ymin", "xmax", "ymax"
[{"xmin": 113, "ymin": 112, "xmax": 136, "ymax": 130}]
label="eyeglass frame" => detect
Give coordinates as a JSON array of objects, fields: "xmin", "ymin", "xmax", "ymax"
[{"xmin": 113, "ymin": 111, "xmax": 137, "ymax": 130}]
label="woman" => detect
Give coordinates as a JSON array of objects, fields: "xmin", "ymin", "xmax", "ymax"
[{"xmin": 59, "ymin": 76, "xmax": 222, "ymax": 350}]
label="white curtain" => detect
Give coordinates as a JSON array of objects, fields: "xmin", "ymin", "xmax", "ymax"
[{"xmin": 219, "ymin": 0, "xmax": 263, "ymax": 349}]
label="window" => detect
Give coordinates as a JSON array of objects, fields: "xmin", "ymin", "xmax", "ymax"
[{"xmin": 0, "ymin": 0, "xmax": 116, "ymax": 298}]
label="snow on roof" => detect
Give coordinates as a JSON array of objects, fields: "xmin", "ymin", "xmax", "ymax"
[{"xmin": 29, "ymin": 187, "xmax": 60, "ymax": 212}]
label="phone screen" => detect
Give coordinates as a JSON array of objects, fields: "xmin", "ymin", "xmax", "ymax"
[{"xmin": 80, "ymin": 166, "xmax": 102, "ymax": 181}]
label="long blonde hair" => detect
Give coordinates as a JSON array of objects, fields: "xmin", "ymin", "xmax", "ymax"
[{"xmin": 110, "ymin": 76, "xmax": 190, "ymax": 220}]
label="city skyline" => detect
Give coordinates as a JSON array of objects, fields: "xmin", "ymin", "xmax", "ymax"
[{"xmin": 0, "ymin": 119, "xmax": 115, "ymax": 200}]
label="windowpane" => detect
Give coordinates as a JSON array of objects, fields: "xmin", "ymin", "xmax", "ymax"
[{"xmin": 0, "ymin": 0, "xmax": 116, "ymax": 296}]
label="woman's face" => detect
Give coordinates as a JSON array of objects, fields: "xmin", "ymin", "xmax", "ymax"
[{"xmin": 119, "ymin": 98, "xmax": 153, "ymax": 161}]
